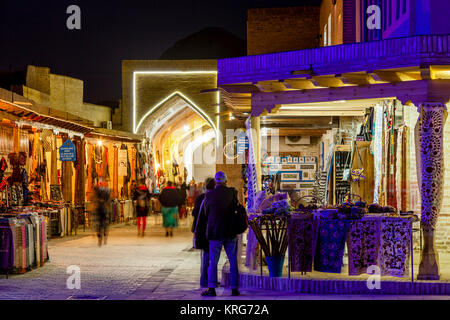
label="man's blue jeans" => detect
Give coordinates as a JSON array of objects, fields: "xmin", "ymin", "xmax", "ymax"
[
  {"xmin": 208, "ymin": 238, "xmax": 239, "ymax": 289},
  {"xmin": 200, "ymin": 249, "xmax": 209, "ymax": 288}
]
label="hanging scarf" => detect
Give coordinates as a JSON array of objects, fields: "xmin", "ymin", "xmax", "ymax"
[{"xmin": 245, "ymin": 118, "xmax": 259, "ymax": 212}]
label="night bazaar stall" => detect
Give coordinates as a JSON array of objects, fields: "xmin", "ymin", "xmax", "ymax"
[
  {"xmin": 217, "ymin": 37, "xmax": 450, "ymax": 283},
  {"xmin": 84, "ymin": 129, "xmax": 145, "ymax": 225},
  {"xmin": 242, "ymin": 100, "xmax": 427, "ymax": 280},
  {"xmin": 0, "ymin": 94, "xmax": 93, "ymax": 275}
]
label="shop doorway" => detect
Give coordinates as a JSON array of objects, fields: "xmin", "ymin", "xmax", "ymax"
[{"xmin": 139, "ymin": 93, "xmax": 216, "ymax": 189}]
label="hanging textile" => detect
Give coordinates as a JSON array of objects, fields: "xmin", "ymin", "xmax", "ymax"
[
  {"xmin": 130, "ymin": 146, "xmax": 137, "ymax": 183},
  {"xmin": 373, "ymin": 104, "xmax": 383, "ymax": 203},
  {"xmin": 378, "ymin": 218, "xmax": 411, "ymax": 277},
  {"xmin": 74, "ymin": 139, "xmax": 85, "ymax": 204},
  {"xmin": 314, "ymin": 219, "xmax": 349, "ymax": 273},
  {"xmin": 40, "ymin": 129, "xmax": 55, "ymax": 152},
  {"xmin": 0, "ymin": 226, "xmax": 14, "ymax": 272},
  {"xmin": 104, "ymin": 146, "xmax": 110, "ymax": 181},
  {"xmin": 112, "ymin": 145, "xmax": 119, "ymax": 198},
  {"xmin": 245, "ymin": 118, "xmax": 259, "ymax": 212},
  {"xmin": 86, "ymin": 144, "xmax": 93, "ymax": 194},
  {"xmin": 347, "ymin": 219, "xmax": 380, "ymax": 275},
  {"xmin": 350, "ymin": 141, "xmax": 374, "ymax": 203},
  {"xmin": 395, "ymin": 128, "xmax": 403, "ymax": 210},
  {"xmin": 287, "ymin": 215, "xmax": 319, "ymax": 273},
  {"xmin": 401, "ymin": 126, "xmax": 408, "ymax": 211}
]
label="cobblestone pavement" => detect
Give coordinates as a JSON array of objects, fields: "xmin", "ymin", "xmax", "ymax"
[{"xmin": 0, "ymin": 221, "xmax": 449, "ymax": 300}]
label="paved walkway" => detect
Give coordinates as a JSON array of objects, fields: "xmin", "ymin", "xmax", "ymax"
[{"xmin": 0, "ymin": 222, "xmax": 449, "ymax": 300}]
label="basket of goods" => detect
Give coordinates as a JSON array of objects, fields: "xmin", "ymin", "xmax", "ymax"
[
  {"xmin": 261, "ymin": 198, "xmax": 293, "ymax": 217},
  {"xmin": 295, "ymin": 195, "xmax": 322, "ymax": 213},
  {"xmin": 368, "ymin": 203, "xmax": 397, "ymax": 216}
]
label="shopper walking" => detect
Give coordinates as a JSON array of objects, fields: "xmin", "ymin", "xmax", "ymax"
[
  {"xmin": 93, "ymin": 182, "xmax": 111, "ymax": 247},
  {"xmin": 192, "ymin": 177, "xmax": 215, "ymax": 288},
  {"xmin": 201, "ymin": 171, "xmax": 240, "ymax": 297},
  {"xmin": 187, "ymin": 180, "xmax": 196, "ymax": 209},
  {"xmin": 135, "ymin": 181, "xmax": 150, "ymax": 237},
  {"xmin": 177, "ymin": 178, "xmax": 188, "ymax": 219},
  {"xmin": 158, "ymin": 181, "xmax": 182, "ymax": 237}
]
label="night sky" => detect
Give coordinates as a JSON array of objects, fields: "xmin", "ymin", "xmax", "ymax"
[{"xmin": 0, "ymin": 0, "xmax": 321, "ymax": 104}]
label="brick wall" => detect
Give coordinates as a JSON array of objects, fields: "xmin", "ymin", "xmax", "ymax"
[{"xmin": 247, "ymin": 6, "xmax": 320, "ymax": 55}]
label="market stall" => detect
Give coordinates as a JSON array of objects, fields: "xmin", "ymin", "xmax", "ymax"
[
  {"xmin": 242, "ymin": 100, "xmax": 425, "ymax": 280},
  {"xmin": 0, "ymin": 93, "xmax": 93, "ymax": 275},
  {"xmin": 83, "ymin": 129, "xmax": 145, "ymax": 225}
]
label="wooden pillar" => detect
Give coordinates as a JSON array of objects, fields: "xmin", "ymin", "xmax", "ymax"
[{"xmin": 415, "ymin": 102, "xmax": 447, "ymax": 280}]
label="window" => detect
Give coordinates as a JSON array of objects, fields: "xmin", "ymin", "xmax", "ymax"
[{"xmin": 328, "ymin": 14, "xmax": 332, "ymax": 45}]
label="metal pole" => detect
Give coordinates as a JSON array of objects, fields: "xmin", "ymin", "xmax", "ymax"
[{"xmin": 288, "ymin": 240, "xmax": 290, "ymax": 279}]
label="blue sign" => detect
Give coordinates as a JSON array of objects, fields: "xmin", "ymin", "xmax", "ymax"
[
  {"xmin": 236, "ymin": 133, "xmax": 249, "ymax": 155},
  {"xmin": 59, "ymin": 139, "xmax": 76, "ymax": 161}
]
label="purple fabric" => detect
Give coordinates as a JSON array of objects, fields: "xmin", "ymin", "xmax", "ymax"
[
  {"xmin": 347, "ymin": 219, "xmax": 380, "ymax": 275},
  {"xmin": 287, "ymin": 215, "xmax": 319, "ymax": 273},
  {"xmin": 0, "ymin": 227, "xmax": 14, "ymax": 271},
  {"xmin": 314, "ymin": 219, "xmax": 349, "ymax": 273}
]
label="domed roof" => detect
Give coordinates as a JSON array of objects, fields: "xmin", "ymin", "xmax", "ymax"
[{"xmin": 159, "ymin": 27, "xmax": 246, "ymax": 60}]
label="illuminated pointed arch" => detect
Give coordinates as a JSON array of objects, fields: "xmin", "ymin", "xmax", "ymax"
[
  {"xmin": 134, "ymin": 91, "xmax": 217, "ymax": 138},
  {"xmin": 132, "ymin": 70, "xmax": 219, "ymax": 136}
]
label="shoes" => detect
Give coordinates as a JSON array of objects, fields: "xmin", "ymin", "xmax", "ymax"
[
  {"xmin": 141, "ymin": 232, "xmax": 145, "ymax": 237},
  {"xmin": 165, "ymin": 231, "xmax": 169, "ymax": 237},
  {"xmin": 201, "ymin": 288, "xmax": 216, "ymax": 297},
  {"xmin": 169, "ymin": 231, "xmax": 173, "ymax": 237},
  {"xmin": 231, "ymin": 289, "xmax": 240, "ymax": 296}
]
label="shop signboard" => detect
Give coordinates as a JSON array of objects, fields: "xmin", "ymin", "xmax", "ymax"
[
  {"xmin": 59, "ymin": 139, "xmax": 76, "ymax": 161},
  {"xmin": 118, "ymin": 149, "xmax": 128, "ymax": 176},
  {"xmin": 236, "ymin": 133, "xmax": 249, "ymax": 155}
]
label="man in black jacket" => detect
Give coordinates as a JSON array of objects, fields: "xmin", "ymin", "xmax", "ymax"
[
  {"xmin": 201, "ymin": 171, "xmax": 240, "ymax": 297},
  {"xmin": 191, "ymin": 177, "xmax": 215, "ymax": 288}
]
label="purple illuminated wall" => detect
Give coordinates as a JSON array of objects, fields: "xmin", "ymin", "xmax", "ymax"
[{"xmin": 382, "ymin": 0, "xmax": 450, "ymax": 39}]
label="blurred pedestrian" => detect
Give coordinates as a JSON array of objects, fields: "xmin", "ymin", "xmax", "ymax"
[
  {"xmin": 201, "ymin": 171, "xmax": 241, "ymax": 297},
  {"xmin": 158, "ymin": 181, "xmax": 183, "ymax": 237},
  {"xmin": 93, "ymin": 182, "xmax": 111, "ymax": 247},
  {"xmin": 135, "ymin": 180, "xmax": 150, "ymax": 237},
  {"xmin": 187, "ymin": 180, "xmax": 196, "ymax": 208},
  {"xmin": 177, "ymin": 178, "xmax": 188, "ymax": 219},
  {"xmin": 194, "ymin": 182, "xmax": 203, "ymax": 201},
  {"xmin": 192, "ymin": 177, "xmax": 215, "ymax": 288}
]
